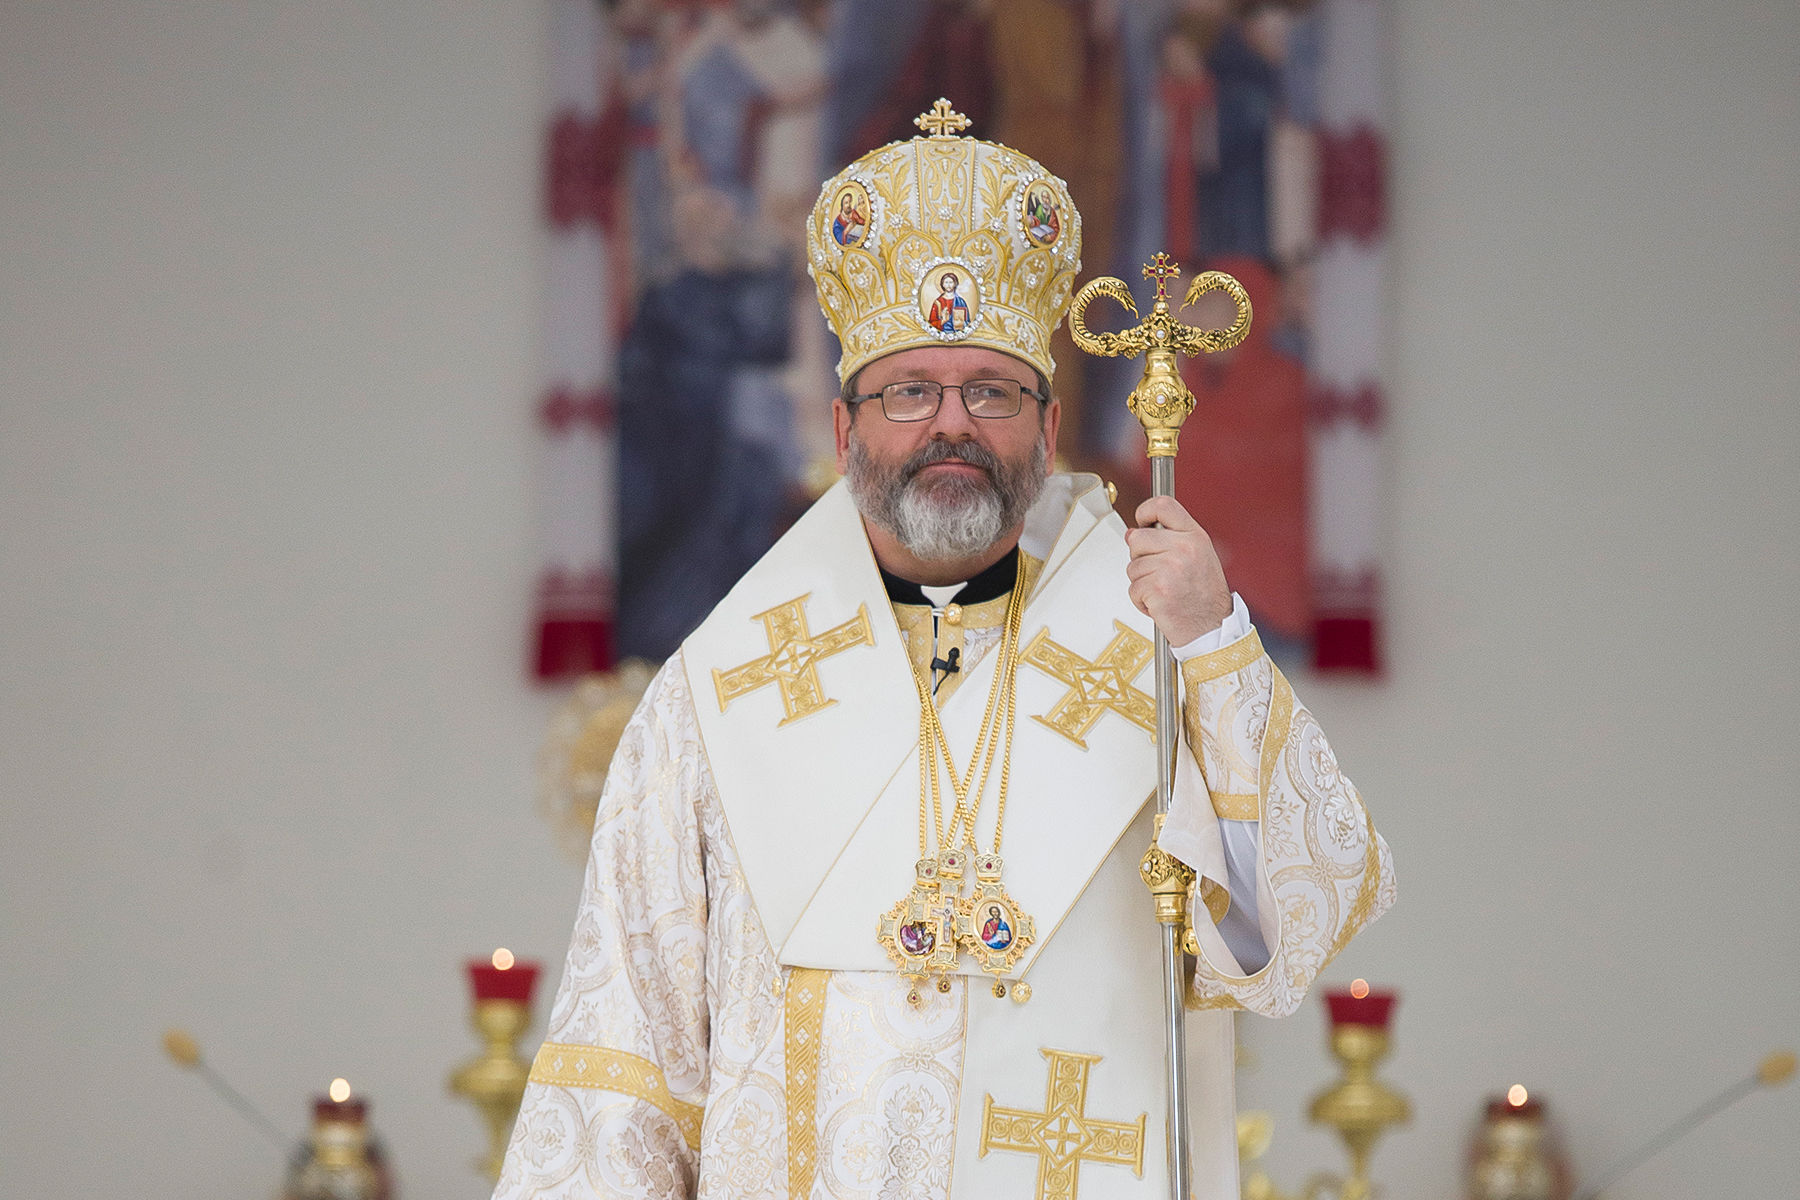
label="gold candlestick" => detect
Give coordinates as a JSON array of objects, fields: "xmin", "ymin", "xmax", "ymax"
[
  {"xmin": 1308, "ymin": 990, "xmax": 1411, "ymax": 1200},
  {"xmin": 450, "ymin": 952, "xmax": 540, "ymax": 1181}
]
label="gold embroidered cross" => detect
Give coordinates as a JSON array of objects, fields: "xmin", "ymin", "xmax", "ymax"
[
  {"xmin": 980, "ymin": 1048, "xmax": 1147, "ymax": 1200},
  {"xmin": 915, "ymin": 98, "xmax": 972, "ymax": 137},
  {"xmin": 1021, "ymin": 621, "xmax": 1156, "ymax": 748},
  {"xmin": 712, "ymin": 594, "xmax": 875, "ymax": 725}
]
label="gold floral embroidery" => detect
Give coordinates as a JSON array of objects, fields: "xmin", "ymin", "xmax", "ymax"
[
  {"xmin": 1328, "ymin": 803, "xmax": 1385, "ymax": 960},
  {"xmin": 1183, "ymin": 648, "xmax": 1396, "ymax": 1017}
]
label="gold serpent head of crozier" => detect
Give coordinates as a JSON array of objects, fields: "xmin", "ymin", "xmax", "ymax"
[{"xmin": 1065, "ymin": 257, "xmax": 1253, "ymax": 458}]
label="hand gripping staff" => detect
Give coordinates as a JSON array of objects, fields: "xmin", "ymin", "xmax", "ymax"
[{"xmin": 1068, "ymin": 253, "xmax": 1252, "ymax": 1200}]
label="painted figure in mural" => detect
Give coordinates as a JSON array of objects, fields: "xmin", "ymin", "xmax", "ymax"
[
  {"xmin": 831, "ymin": 190, "xmax": 867, "ymax": 246},
  {"xmin": 501, "ymin": 103, "xmax": 1391, "ymax": 1200},
  {"xmin": 1197, "ymin": 3, "xmax": 1289, "ymax": 263},
  {"xmin": 612, "ymin": 2, "xmax": 829, "ymax": 661},
  {"xmin": 927, "ymin": 271, "xmax": 970, "ymax": 333}
]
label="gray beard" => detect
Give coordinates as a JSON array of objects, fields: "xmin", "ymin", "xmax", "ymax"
[{"xmin": 846, "ymin": 433, "xmax": 1048, "ymax": 564}]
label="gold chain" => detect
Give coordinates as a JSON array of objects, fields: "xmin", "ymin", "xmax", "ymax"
[
  {"xmin": 911, "ymin": 556, "xmax": 1028, "ymax": 857},
  {"xmin": 988, "ymin": 589, "xmax": 1023, "ymax": 854}
]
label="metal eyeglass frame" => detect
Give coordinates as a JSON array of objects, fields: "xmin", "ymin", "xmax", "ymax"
[{"xmin": 847, "ymin": 379, "xmax": 1051, "ymax": 422}]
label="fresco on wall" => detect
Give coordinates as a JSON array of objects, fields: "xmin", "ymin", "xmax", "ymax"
[{"xmin": 531, "ymin": 0, "xmax": 1390, "ymax": 678}]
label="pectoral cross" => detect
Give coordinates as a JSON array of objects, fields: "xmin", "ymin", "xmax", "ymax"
[
  {"xmin": 1021, "ymin": 622, "xmax": 1157, "ymax": 748},
  {"xmin": 712, "ymin": 595, "xmax": 875, "ymax": 725},
  {"xmin": 980, "ymin": 1048, "xmax": 1147, "ymax": 1200}
]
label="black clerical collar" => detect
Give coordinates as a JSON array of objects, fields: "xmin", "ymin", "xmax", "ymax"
[{"xmin": 880, "ymin": 546, "xmax": 1020, "ymax": 607}]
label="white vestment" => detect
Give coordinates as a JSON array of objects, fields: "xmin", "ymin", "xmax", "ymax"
[{"xmin": 496, "ymin": 475, "xmax": 1394, "ymax": 1200}]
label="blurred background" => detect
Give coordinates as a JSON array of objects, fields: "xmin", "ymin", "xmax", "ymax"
[{"xmin": 2, "ymin": 0, "xmax": 1795, "ymax": 1196}]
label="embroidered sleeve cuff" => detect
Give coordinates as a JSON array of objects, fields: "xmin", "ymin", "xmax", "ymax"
[
  {"xmin": 529, "ymin": 1041, "xmax": 704, "ymax": 1150},
  {"xmin": 1169, "ymin": 593, "xmax": 1250, "ymax": 661},
  {"xmin": 1179, "ymin": 625, "xmax": 1266, "ymax": 687}
]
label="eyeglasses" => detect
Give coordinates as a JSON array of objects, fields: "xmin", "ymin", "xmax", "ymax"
[{"xmin": 849, "ymin": 378, "xmax": 1048, "ymax": 422}]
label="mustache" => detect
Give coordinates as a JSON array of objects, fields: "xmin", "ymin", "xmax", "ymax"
[{"xmin": 901, "ymin": 440, "xmax": 1001, "ymax": 483}]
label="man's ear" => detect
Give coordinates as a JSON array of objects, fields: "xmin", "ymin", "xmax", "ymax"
[
  {"xmin": 1042, "ymin": 397, "xmax": 1062, "ymax": 473},
  {"xmin": 833, "ymin": 398, "xmax": 854, "ymax": 474}
]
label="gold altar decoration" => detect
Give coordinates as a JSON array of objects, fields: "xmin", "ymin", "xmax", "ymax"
[
  {"xmin": 284, "ymin": 1091, "xmax": 388, "ymax": 1200},
  {"xmin": 1234, "ymin": 986, "xmax": 1411, "ymax": 1200},
  {"xmin": 162, "ymin": 1029, "xmax": 393, "ymax": 1194},
  {"xmin": 1307, "ymin": 1014, "xmax": 1411, "ymax": 1200},
  {"xmin": 1466, "ymin": 1093, "xmax": 1569, "ymax": 1200},
  {"xmin": 449, "ymin": 989, "xmax": 534, "ymax": 1181},
  {"xmin": 538, "ymin": 659, "xmax": 656, "ymax": 863},
  {"xmin": 806, "ymin": 98, "xmax": 1083, "ymax": 383}
]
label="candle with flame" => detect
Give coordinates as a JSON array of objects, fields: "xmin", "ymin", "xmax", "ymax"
[
  {"xmin": 1310, "ymin": 982, "xmax": 1409, "ymax": 1200},
  {"xmin": 1467, "ymin": 1090, "xmax": 1568, "ymax": 1200},
  {"xmin": 450, "ymin": 948, "xmax": 542, "ymax": 1181}
]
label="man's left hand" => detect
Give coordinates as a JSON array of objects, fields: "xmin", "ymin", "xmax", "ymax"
[{"xmin": 1124, "ymin": 496, "xmax": 1233, "ymax": 646}]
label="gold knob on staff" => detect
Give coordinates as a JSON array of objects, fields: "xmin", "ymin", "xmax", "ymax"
[
  {"xmin": 1067, "ymin": 252, "xmax": 1252, "ymax": 460},
  {"xmin": 1139, "ymin": 813, "xmax": 1197, "ymax": 927}
]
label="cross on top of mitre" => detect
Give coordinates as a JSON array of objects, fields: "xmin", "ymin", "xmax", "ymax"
[
  {"xmin": 915, "ymin": 98, "xmax": 972, "ymax": 137},
  {"xmin": 1142, "ymin": 252, "xmax": 1182, "ymax": 300}
]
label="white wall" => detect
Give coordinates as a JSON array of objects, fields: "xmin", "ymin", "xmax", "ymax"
[
  {"xmin": 1239, "ymin": 0, "xmax": 1800, "ymax": 1193},
  {"xmin": 1, "ymin": 2, "xmax": 1794, "ymax": 1198}
]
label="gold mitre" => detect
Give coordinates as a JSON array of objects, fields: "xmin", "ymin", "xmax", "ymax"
[{"xmin": 807, "ymin": 99, "xmax": 1083, "ymax": 384}]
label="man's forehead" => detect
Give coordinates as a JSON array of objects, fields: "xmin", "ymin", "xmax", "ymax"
[{"xmin": 859, "ymin": 346, "xmax": 1039, "ymax": 382}]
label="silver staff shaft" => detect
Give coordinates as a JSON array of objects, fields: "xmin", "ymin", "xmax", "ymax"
[
  {"xmin": 1068, "ymin": 253, "xmax": 1252, "ymax": 1200},
  {"xmin": 1151, "ymin": 454, "xmax": 1192, "ymax": 1200}
]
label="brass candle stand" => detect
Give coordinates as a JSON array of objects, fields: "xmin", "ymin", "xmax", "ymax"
[
  {"xmin": 1467, "ymin": 1095, "xmax": 1568, "ymax": 1200},
  {"xmin": 449, "ymin": 998, "xmax": 532, "ymax": 1179},
  {"xmin": 1307, "ymin": 1014, "xmax": 1411, "ymax": 1199},
  {"xmin": 1238, "ymin": 988, "xmax": 1411, "ymax": 1200},
  {"xmin": 450, "ymin": 954, "xmax": 541, "ymax": 1181}
]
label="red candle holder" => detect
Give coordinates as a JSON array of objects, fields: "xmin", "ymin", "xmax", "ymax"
[
  {"xmin": 466, "ymin": 959, "xmax": 540, "ymax": 1004},
  {"xmin": 1309, "ymin": 985, "xmax": 1409, "ymax": 1195},
  {"xmin": 313, "ymin": 1095, "xmax": 368, "ymax": 1123},
  {"xmin": 1325, "ymin": 987, "xmax": 1396, "ymax": 1030}
]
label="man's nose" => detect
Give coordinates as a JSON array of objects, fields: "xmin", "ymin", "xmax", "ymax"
[{"xmin": 927, "ymin": 384, "xmax": 980, "ymax": 437}]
